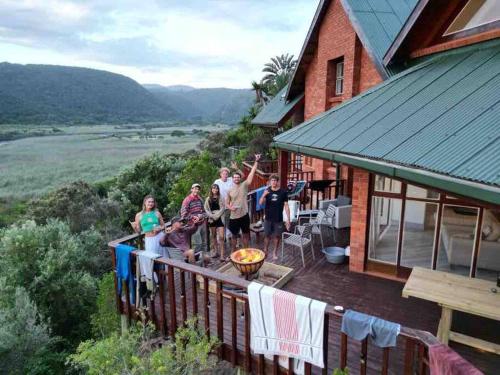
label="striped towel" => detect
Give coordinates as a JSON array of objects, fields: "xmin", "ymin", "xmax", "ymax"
[{"xmin": 248, "ymin": 282, "xmax": 326, "ymax": 370}]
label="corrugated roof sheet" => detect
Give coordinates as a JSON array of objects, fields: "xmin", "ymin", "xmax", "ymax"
[
  {"xmin": 274, "ymin": 40, "xmax": 500, "ymax": 188},
  {"xmin": 251, "ymin": 86, "xmax": 304, "ymax": 126},
  {"xmin": 342, "ymin": 0, "xmax": 418, "ymax": 71}
]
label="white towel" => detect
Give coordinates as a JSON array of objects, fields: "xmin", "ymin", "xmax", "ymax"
[
  {"xmin": 138, "ymin": 250, "xmax": 160, "ymax": 281},
  {"xmin": 248, "ymin": 282, "xmax": 326, "ymax": 371}
]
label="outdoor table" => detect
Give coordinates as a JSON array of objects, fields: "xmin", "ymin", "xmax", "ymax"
[{"xmin": 402, "ymin": 267, "xmax": 500, "ymax": 355}]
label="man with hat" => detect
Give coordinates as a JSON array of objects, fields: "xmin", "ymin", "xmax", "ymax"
[{"xmin": 180, "ymin": 183, "xmax": 207, "ymax": 255}]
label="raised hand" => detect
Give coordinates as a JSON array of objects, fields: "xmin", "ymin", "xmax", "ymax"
[{"xmin": 255, "ymin": 154, "xmax": 262, "ymax": 162}]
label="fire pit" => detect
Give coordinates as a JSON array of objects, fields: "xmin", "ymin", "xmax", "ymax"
[{"xmin": 230, "ymin": 248, "xmax": 265, "ymax": 279}]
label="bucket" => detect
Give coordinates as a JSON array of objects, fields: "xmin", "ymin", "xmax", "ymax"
[{"xmin": 322, "ymin": 247, "xmax": 345, "ymax": 264}]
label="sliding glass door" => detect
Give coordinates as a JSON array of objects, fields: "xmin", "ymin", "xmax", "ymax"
[{"xmin": 367, "ymin": 174, "xmax": 500, "ymax": 280}]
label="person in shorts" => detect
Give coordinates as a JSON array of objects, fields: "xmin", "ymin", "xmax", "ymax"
[
  {"xmin": 259, "ymin": 174, "xmax": 290, "ymax": 260},
  {"xmin": 204, "ymin": 183, "xmax": 225, "ymax": 259},
  {"xmin": 226, "ymin": 154, "xmax": 261, "ymax": 253}
]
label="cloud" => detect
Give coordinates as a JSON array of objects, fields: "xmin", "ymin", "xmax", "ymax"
[{"xmin": 0, "ymin": 0, "xmax": 318, "ymax": 87}]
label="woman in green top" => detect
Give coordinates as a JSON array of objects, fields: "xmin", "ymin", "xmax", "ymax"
[{"xmin": 133, "ymin": 195, "xmax": 165, "ymax": 254}]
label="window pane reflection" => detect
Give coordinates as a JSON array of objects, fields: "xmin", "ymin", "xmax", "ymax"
[
  {"xmin": 475, "ymin": 209, "xmax": 500, "ymax": 281},
  {"xmin": 368, "ymin": 197, "xmax": 401, "ymax": 264},
  {"xmin": 406, "ymin": 184, "xmax": 439, "ymax": 200},
  {"xmin": 437, "ymin": 205, "xmax": 478, "ymax": 277},
  {"xmin": 401, "ymin": 201, "xmax": 438, "ymax": 269},
  {"xmin": 374, "ymin": 175, "xmax": 401, "ymax": 194}
]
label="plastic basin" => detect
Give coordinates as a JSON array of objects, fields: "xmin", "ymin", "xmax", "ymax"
[{"xmin": 322, "ymin": 247, "xmax": 345, "ymax": 264}]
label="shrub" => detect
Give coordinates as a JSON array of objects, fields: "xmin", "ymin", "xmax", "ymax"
[
  {"xmin": 27, "ymin": 180, "xmax": 123, "ymax": 238},
  {"xmin": 171, "ymin": 130, "xmax": 186, "ymax": 137},
  {"xmin": 0, "ymin": 279, "xmax": 54, "ymax": 375},
  {"xmin": 109, "ymin": 152, "xmax": 187, "ymax": 223},
  {"xmin": 91, "ymin": 272, "xmax": 121, "ymax": 338},
  {"xmin": 68, "ymin": 318, "xmax": 218, "ymax": 375},
  {"xmin": 0, "ymin": 220, "xmax": 101, "ymax": 346},
  {"xmin": 166, "ymin": 151, "xmax": 218, "ymax": 217}
]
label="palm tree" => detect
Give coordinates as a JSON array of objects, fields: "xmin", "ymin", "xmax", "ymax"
[
  {"xmin": 261, "ymin": 53, "xmax": 297, "ymax": 96},
  {"xmin": 251, "ymin": 80, "xmax": 267, "ymax": 105}
]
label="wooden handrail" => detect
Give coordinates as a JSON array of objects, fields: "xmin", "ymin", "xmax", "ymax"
[{"xmin": 108, "ymin": 234, "xmax": 446, "ymax": 374}]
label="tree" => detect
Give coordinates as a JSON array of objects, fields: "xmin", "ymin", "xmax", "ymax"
[
  {"xmin": 0, "ymin": 220, "xmax": 102, "ymax": 346},
  {"xmin": 28, "ymin": 180, "xmax": 123, "ymax": 238},
  {"xmin": 109, "ymin": 152, "xmax": 187, "ymax": 223},
  {"xmin": 0, "ymin": 279, "xmax": 60, "ymax": 375},
  {"xmin": 261, "ymin": 53, "xmax": 297, "ymax": 97},
  {"xmin": 166, "ymin": 151, "xmax": 219, "ymax": 217},
  {"xmin": 251, "ymin": 80, "xmax": 267, "ymax": 105}
]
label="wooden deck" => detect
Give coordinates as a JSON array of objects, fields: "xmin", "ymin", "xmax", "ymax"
[
  {"xmin": 209, "ymin": 232, "xmax": 499, "ymax": 374},
  {"xmin": 115, "ymin": 229, "xmax": 500, "ymax": 374}
]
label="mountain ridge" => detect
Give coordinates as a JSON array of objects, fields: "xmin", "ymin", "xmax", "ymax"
[{"xmin": 0, "ymin": 63, "xmax": 254, "ymax": 125}]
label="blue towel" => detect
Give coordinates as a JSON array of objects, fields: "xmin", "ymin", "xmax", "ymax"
[
  {"xmin": 341, "ymin": 310, "xmax": 400, "ymax": 348},
  {"xmin": 255, "ymin": 186, "xmax": 267, "ymax": 211},
  {"xmin": 341, "ymin": 310, "xmax": 373, "ymax": 341},
  {"xmin": 115, "ymin": 244, "xmax": 136, "ymax": 305},
  {"xmin": 371, "ymin": 316, "xmax": 400, "ymax": 347}
]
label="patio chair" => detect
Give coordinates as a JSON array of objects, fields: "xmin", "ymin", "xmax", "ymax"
[
  {"xmin": 309, "ymin": 210, "xmax": 332, "ymax": 250},
  {"xmin": 281, "ymin": 224, "xmax": 314, "ymax": 267},
  {"xmin": 326, "ymin": 202, "xmax": 352, "ymax": 229}
]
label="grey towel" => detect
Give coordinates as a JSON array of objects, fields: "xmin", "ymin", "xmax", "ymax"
[{"xmin": 341, "ymin": 310, "xmax": 400, "ymax": 348}]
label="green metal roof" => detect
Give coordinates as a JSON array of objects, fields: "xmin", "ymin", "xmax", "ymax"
[
  {"xmin": 341, "ymin": 0, "xmax": 418, "ymax": 76},
  {"xmin": 274, "ymin": 40, "xmax": 500, "ymax": 205},
  {"xmin": 251, "ymin": 86, "xmax": 304, "ymax": 127}
]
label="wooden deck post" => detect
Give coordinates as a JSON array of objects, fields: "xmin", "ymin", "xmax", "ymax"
[{"xmin": 278, "ymin": 150, "xmax": 289, "ymax": 186}]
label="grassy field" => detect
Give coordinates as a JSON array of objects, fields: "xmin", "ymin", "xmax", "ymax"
[{"xmin": 0, "ymin": 124, "xmax": 226, "ymax": 199}]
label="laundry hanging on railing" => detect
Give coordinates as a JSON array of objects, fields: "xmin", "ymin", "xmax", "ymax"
[
  {"xmin": 428, "ymin": 344, "xmax": 483, "ymax": 375},
  {"xmin": 341, "ymin": 309, "xmax": 400, "ymax": 347},
  {"xmin": 137, "ymin": 250, "xmax": 160, "ymax": 291},
  {"xmin": 248, "ymin": 282, "xmax": 327, "ymax": 373},
  {"xmin": 115, "ymin": 244, "xmax": 136, "ymax": 305}
]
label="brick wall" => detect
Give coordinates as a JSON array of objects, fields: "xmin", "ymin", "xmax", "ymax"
[
  {"xmin": 349, "ymin": 168, "xmax": 370, "ymax": 273},
  {"xmin": 302, "ymin": 0, "xmax": 383, "ymax": 180}
]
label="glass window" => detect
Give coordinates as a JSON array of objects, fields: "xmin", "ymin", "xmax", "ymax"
[
  {"xmin": 475, "ymin": 208, "xmax": 500, "ymax": 281},
  {"xmin": 444, "ymin": 0, "xmax": 500, "ymax": 35},
  {"xmin": 368, "ymin": 197, "xmax": 402, "ymax": 264},
  {"xmin": 437, "ymin": 205, "xmax": 479, "ymax": 277},
  {"xmin": 374, "ymin": 175, "xmax": 402, "ymax": 194},
  {"xmin": 335, "ymin": 62, "xmax": 344, "ymax": 96},
  {"xmin": 406, "ymin": 184, "xmax": 439, "ymax": 200},
  {"xmin": 400, "ymin": 201, "xmax": 438, "ymax": 269}
]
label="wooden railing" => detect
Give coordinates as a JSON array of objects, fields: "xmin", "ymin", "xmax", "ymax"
[{"xmin": 110, "ymin": 233, "xmax": 441, "ymax": 375}]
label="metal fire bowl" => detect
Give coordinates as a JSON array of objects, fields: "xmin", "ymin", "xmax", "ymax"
[{"xmin": 230, "ymin": 248, "xmax": 265, "ymax": 277}]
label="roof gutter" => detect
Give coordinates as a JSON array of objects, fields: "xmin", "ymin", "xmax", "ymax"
[{"xmin": 273, "ymin": 142, "xmax": 500, "ymax": 206}]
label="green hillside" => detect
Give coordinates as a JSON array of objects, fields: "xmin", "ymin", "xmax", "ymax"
[
  {"xmin": 0, "ymin": 63, "xmax": 177, "ymax": 124},
  {"xmin": 144, "ymin": 84, "xmax": 254, "ymax": 124}
]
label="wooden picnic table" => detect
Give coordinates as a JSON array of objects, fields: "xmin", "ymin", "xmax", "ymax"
[{"xmin": 402, "ymin": 267, "xmax": 500, "ymax": 355}]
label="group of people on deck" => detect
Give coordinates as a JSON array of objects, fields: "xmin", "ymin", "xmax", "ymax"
[{"xmin": 131, "ymin": 154, "xmax": 291, "ymax": 263}]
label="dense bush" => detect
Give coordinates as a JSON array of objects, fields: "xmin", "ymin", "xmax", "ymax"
[
  {"xmin": 166, "ymin": 151, "xmax": 219, "ymax": 217},
  {"xmin": 68, "ymin": 319, "xmax": 219, "ymax": 375},
  {"xmin": 109, "ymin": 152, "xmax": 187, "ymax": 222},
  {"xmin": 0, "ymin": 278, "xmax": 62, "ymax": 375},
  {"xmin": 91, "ymin": 272, "xmax": 121, "ymax": 338},
  {"xmin": 0, "ymin": 220, "xmax": 103, "ymax": 346},
  {"xmin": 28, "ymin": 180, "xmax": 123, "ymax": 238}
]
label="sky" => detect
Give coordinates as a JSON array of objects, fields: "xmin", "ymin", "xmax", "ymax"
[{"xmin": 0, "ymin": 0, "xmax": 319, "ymax": 88}]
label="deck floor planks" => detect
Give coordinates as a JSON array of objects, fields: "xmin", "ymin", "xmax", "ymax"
[{"xmin": 143, "ymin": 234, "xmax": 500, "ymax": 374}]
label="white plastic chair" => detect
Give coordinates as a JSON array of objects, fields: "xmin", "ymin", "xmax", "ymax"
[{"xmin": 281, "ymin": 224, "xmax": 313, "ymax": 267}]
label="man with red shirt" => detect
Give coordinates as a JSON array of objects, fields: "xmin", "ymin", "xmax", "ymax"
[{"xmin": 180, "ymin": 183, "xmax": 207, "ymax": 254}]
